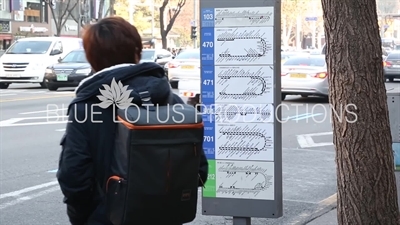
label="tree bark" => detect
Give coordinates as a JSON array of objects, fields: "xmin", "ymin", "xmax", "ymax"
[{"xmin": 321, "ymin": 0, "xmax": 400, "ymax": 224}]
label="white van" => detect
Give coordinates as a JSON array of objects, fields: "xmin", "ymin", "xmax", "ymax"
[{"xmin": 0, "ymin": 37, "xmax": 82, "ymax": 89}]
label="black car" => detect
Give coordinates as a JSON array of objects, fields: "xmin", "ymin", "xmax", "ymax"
[{"xmin": 44, "ymin": 49, "xmax": 93, "ymax": 91}]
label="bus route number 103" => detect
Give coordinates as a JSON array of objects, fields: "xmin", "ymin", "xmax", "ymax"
[{"xmin": 203, "ymin": 14, "xmax": 213, "ymax": 20}]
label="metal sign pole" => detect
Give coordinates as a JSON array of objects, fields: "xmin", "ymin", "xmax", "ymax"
[
  {"xmin": 200, "ymin": 0, "xmax": 282, "ymax": 223},
  {"xmin": 233, "ymin": 217, "xmax": 251, "ymax": 225}
]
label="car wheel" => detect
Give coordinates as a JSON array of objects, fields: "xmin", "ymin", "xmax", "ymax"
[
  {"xmin": 40, "ymin": 82, "xmax": 47, "ymax": 88},
  {"xmin": 47, "ymin": 84, "xmax": 58, "ymax": 91},
  {"xmin": 170, "ymin": 81, "xmax": 178, "ymax": 89},
  {"xmin": 281, "ymin": 94, "xmax": 286, "ymax": 101},
  {"xmin": 389, "ymin": 77, "xmax": 395, "ymax": 82},
  {"xmin": 0, "ymin": 83, "xmax": 10, "ymax": 89}
]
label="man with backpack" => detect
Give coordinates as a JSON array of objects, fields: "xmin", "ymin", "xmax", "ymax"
[{"xmin": 56, "ymin": 17, "xmax": 208, "ymax": 225}]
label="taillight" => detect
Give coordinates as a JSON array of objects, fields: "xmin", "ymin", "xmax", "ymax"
[
  {"xmin": 168, "ymin": 63, "xmax": 179, "ymax": 68},
  {"xmin": 314, "ymin": 72, "xmax": 328, "ymax": 79},
  {"xmin": 181, "ymin": 91, "xmax": 195, "ymax": 97},
  {"xmin": 383, "ymin": 61, "xmax": 391, "ymax": 67}
]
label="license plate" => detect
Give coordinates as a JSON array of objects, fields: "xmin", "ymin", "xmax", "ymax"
[
  {"xmin": 5, "ymin": 73, "xmax": 21, "ymax": 78},
  {"xmin": 56, "ymin": 74, "xmax": 68, "ymax": 81},
  {"xmin": 181, "ymin": 65, "xmax": 195, "ymax": 70},
  {"xmin": 290, "ymin": 73, "xmax": 307, "ymax": 78}
]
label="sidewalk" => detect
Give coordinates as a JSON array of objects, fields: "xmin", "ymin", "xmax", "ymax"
[{"xmin": 306, "ymin": 208, "xmax": 338, "ymax": 225}]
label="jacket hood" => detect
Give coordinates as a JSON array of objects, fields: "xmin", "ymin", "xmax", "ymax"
[{"xmin": 68, "ymin": 62, "xmax": 172, "ymax": 113}]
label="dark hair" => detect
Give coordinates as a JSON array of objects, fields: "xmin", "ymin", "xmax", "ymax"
[{"xmin": 82, "ymin": 16, "xmax": 143, "ymax": 72}]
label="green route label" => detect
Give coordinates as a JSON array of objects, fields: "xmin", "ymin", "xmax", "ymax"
[{"xmin": 202, "ymin": 159, "xmax": 216, "ymax": 197}]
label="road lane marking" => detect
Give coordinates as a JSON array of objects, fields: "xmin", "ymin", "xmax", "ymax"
[
  {"xmin": 48, "ymin": 169, "xmax": 58, "ymax": 173},
  {"xmin": 19, "ymin": 108, "xmax": 68, "ymax": 115},
  {"xmin": 0, "ymin": 180, "xmax": 58, "ymax": 200},
  {"xmin": 307, "ymin": 132, "xmax": 333, "ymax": 136},
  {"xmin": 56, "ymin": 128, "xmax": 66, "ymax": 132},
  {"xmin": 0, "ymin": 118, "xmax": 25, "ymax": 126},
  {"xmin": 0, "ymin": 94, "xmax": 74, "ymax": 103},
  {"xmin": 0, "ymin": 121, "xmax": 67, "ymax": 127},
  {"xmin": 0, "ymin": 93, "xmax": 17, "ymax": 96},
  {"xmin": 293, "ymin": 113, "xmax": 323, "ymax": 121},
  {"xmin": 297, "ymin": 132, "xmax": 333, "ymax": 148},
  {"xmin": 0, "ymin": 90, "xmax": 26, "ymax": 93},
  {"xmin": 26, "ymin": 91, "xmax": 46, "ymax": 94},
  {"xmin": 283, "ymin": 113, "xmax": 310, "ymax": 121},
  {"xmin": 0, "ymin": 186, "xmax": 60, "ymax": 210}
]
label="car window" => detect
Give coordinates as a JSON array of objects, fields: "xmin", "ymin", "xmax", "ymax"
[
  {"xmin": 142, "ymin": 50, "xmax": 155, "ymax": 60},
  {"xmin": 175, "ymin": 50, "xmax": 200, "ymax": 59},
  {"xmin": 61, "ymin": 51, "xmax": 88, "ymax": 63},
  {"xmin": 6, "ymin": 41, "xmax": 52, "ymax": 54},
  {"xmin": 156, "ymin": 49, "xmax": 171, "ymax": 58},
  {"xmin": 283, "ymin": 57, "xmax": 326, "ymax": 67},
  {"xmin": 387, "ymin": 53, "xmax": 400, "ymax": 60},
  {"xmin": 53, "ymin": 41, "xmax": 63, "ymax": 52}
]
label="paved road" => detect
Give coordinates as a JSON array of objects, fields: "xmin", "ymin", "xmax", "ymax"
[{"xmin": 0, "ymin": 82, "xmax": 398, "ymax": 225}]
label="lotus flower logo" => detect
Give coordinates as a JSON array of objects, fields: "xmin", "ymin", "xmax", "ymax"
[{"xmin": 97, "ymin": 78, "xmax": 134, "ymax": 109}]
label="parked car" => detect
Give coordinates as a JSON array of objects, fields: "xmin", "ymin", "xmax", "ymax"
[
  {"xmin": 384, "ymin": 51, "xmax": 400, "ymax": 82},
  {"xmin": 44, "ymin": 49, "xmax": 93, "ymax": 91},
  {"xmin": 281, "ymin": 52, "xmax": 309, "ymax": 64},
  {"xmin": 140, "ymin": 49, "xmax": 174, "ymax": 69},
  {"xmin": 281, "ymin": 54, "xmax": 328, "ymax": 100},
  {"xmin": 166, "ymin": 48, "xmax": 200, "ymax": 89}
]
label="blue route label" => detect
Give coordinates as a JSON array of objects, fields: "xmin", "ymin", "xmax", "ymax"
[
  {"xmin": 201, "ymin": 66, "xmax": 215, "ymax": 104},
  {"xmin": 200, "ymin": 7, "xmax": 215, "ymax": 160},
  {"xmin": 200, "ymin": 27, "xmax": 214, "ymax": 66},
  {"xmin": 202, "ymin": 103, "xmax": 215, "ymax": 159},
  {"xmin": 201, "ymin": 8, "xmax": 214, "ymax": 27}
]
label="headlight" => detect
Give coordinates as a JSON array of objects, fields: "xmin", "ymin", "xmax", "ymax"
[
  {"xmin": 45, "ymin": 68, "xmax": 53, "ymax": 74},
  {"xmin": 75, "ymin": 68, "xmax": 92, "ymax": 75}
]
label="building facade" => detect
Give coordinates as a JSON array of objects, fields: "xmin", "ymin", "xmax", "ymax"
[
  {"xmin": 0, "ymin": 0, "xmax": 12, "ymax": 50},
  {"xmin": 0, "ymin": 0, "xmax": 52, "ymax": 51}
]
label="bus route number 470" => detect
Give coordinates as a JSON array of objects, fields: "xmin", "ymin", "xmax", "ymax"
[{"xmin": 202, "ymin": 42, "xmax": 213, "ymax": 48}]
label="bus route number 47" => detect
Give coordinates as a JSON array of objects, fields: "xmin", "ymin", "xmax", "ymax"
[{"xmin": 202, "ymin": 42, "xmax": 213, "ymax": 48}]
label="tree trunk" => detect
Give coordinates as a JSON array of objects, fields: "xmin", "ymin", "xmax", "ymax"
[
  {"xmin": 161, "ymin": 30, "xmax": 168, "ymax": 49},
  {"xmin": 321, "ymin": 0, "xmax": 400, "ymax": 224},
  {"xmin": 98, "ymin": 0, "xmax": 105, "ymax": 19}
]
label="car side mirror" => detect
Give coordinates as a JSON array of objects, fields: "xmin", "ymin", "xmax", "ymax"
[
  {"xmin": 57, "ymin": 57, "xmax": 62, "ymax": 63},
  {"xmin": 157, "ymin": 55, "xmax": 163, "ymax": 59},
  {"xmin": 51, "ymin": 49, "xmax": 62, "ymax": 56}
]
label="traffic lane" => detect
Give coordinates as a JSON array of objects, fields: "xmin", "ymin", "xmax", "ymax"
[
  {"xmin": 0, "ymin": 147, "xmax": 336, "ymax": 225},
  {"xmin": 0, "ymin": 95, "xmax": 74, "ymax": 121},
  {"xmin": 0, "ymin": 133, "xmax": 336, "ymax": 224},
  {"xmin": 0, "ymin": 190, "xmax": 68, "ymax": 225},
  {"xmin": 0, "ymin": 89, "xmax": 185, "ymax": 122},
  {"xmin": 0, "ymin": 124, "xmax": 63, "ymax": 194},
  {"xmin": 0, "ymin": 90, "xmax": 74, "ymax": 103}
]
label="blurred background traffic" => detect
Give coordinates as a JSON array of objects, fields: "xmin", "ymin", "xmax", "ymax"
[{"xmin": 0, "ymin": 0, "xmax": 399, "ymax": 103}]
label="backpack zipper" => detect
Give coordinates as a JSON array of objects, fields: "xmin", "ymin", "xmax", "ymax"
[
  {"xmin": 198, "ymin": 174, "xmax": 205, "ymax": 188},
  {"xmin": 106, "ymin": 176, "xmax": 126, "ymax": 194}
]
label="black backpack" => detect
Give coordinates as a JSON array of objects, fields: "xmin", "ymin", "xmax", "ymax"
[{"xmin": 105, "ymin": 90, "xmax": 204, "ymax": 225}]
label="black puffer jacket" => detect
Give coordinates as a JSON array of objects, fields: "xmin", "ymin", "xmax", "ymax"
[{"xmin": 56, "ymin": 62, "xmax": 208, "ymax": 225}]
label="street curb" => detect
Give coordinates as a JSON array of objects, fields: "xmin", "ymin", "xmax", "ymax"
[{"xmin": 290, "ymin": 193, "xmax": 337, "ymax": 225}]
